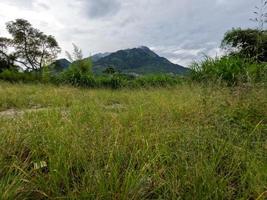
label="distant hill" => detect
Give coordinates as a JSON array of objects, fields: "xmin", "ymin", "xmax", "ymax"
[
  {"xmin": 91, "ymin": 52, "xmax": 111, "ymax": 62},
  {"xmin": 50, "ymin": 58, "xmax": 71, "ymax": 72},
  {"xmin": 52, "ymin": 46, "xmax": 189, "ymax": 75},
  {"xmin": 92, "ymin": 46, "xmax": 189, "ymax": 75}
]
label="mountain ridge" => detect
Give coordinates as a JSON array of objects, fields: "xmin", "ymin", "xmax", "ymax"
[
  {"xmin": 52, "ymin": 46, "xmax": 189, "ymax": 75},
  {"xmin": 92, "ymin": 46, "xmax": 189, "ymax": 75}
]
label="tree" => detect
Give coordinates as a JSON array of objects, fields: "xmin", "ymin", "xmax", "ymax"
[
  {"xmin": 0, "ymin": 37, "xmax": 10, "ymax": 68},
  {"xmin": 103, "ymin": 67, "xmax": 116, "ymax": 75},
  {"xmin": 0, "ymin": 57, "xmax": 10, "ymax": 73},
  {"xmin": 0, "ymin": 37, "xmax": 16, "ymax": 72},
  {"xmin": 221, "ymin": 28, "xmax": 267, "ymax": 62},
  {"xmin": 2, "ymin": 19, "xmax": 61, "ymax": 70},
  {"xmin": 246, "ymin": 0, "xmax": 267, "ymax": 61},
  {"xmin": 250, "ymin": 0, "xmax": 267, "ymax": 30}
]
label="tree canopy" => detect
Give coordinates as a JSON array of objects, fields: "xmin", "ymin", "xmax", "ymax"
[
  {"xmin": 1, "ymin": 19, "xmax": 61, "ymax": 71},
  {"xmin": 0, "ymin": 37, "xmax": 15, "ymax": 72},
  {"xmin": 221, "ymin": 28, "xmax": 267, "ymax": 62}
]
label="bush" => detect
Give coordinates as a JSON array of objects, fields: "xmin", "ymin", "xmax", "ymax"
[
  {"xmin": 0, "ymin": 56, "xmax": 185, "ymax": 88},
  {"xmin": 40, "ymin": 66, "xmax": 56, "ymax": 83},
  {"xmin": 190, "ymin": 55, "xmax": 266, "ymax": 85},
  {"xmin": 0, "ymin": 59, "xmax": 12, "ymax": 73},
  {"xmin": 59, "ymin": 59, "xmax": 93, "ymax": 86},
  {"xmin": 221, "ymin": 28, "xmax": 267, "ymax": 62},
  {"xmin": 92, "ymin": 75, "xmax": 126, "ymax": 89},
  {"xmin": 0, "ymin": 70, "xmax": 42, "ymax": 83},
  {"xmin": 246, "ymin": 62, "xmax": 267, "ymax": 83},
  {"xmin": 132, "ymin": 75, "xmax": 182, "ymax": 88}
]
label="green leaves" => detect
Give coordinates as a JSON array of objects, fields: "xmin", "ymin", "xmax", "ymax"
[
  {"xmin": 221, "ymin": 28, "xmax": 267, "ymax": 62},
  {"xmin": 4, "ymin": 19, "xmax": 61, "ymax": 70},
  {"xmin": 190, "ymin": 55, "xmax": 267, "ymax": 85}
]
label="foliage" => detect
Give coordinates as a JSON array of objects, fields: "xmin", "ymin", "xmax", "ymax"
[
  {"xmin": 0, "ymin": 70, "xmax": 42, "ymax": 83},
  {"xmin": 103, "ymin": 67, "xmax": 116, "ymax": 75},
  {"xmin": 221, "ymin": 28, "xmax": 267, "ymax": 62},
  {"xmin": 57, "ymin": 70, "xmax": 183, "ymax": 89},
  {"xmin": 0, "ymin": 83, "xmax": 266, "ymax": 199},
  {"xmin": 0, "ymin": 37, "xmax": 15, "ymax": 72},
  {"xmin": 132, "ymin": 74, "xmax": 182, "ymax": 87},
  {"xmin": 190, "ymin": 55, "xmax": 267, "ymax": 85},
  {"xmin": 0, "ymin": 65, "xmax": 185, "ymax": 89},
  {"xmin": 65, "ymin": 43, "xmax": 83, "ymax": 62},
  {"xmin": 0, "ymin": 58, "xmax": 12, "ymax": 73},
  {"xmin": 250, "ymin": 0, "xmax": 267, "ymax": 30},
  {"xmin": 2, "ymin": 19, "xmax": 61, "ymax": 70},
  {"xmin": 59, "ymin": 59, "xmax": 93, "ymax": 86},
  {"xmin": 0, "ymin": 37, "xmax": 19, "ymax": 73}
]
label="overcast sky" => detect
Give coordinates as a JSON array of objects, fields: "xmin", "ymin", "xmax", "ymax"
[{"xmin": 0, "ymin": 0, "xmax": 258, "ymax": 66}]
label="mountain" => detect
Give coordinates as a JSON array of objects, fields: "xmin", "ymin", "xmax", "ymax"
[
  {"xmin": 50, "ymin": 58, "xmax": 71, "ymax": 72},
  {"xmin": 91, "ymin": 52, "xmax": 111, "ymax": 62},
  {"xmin": 92, "ymin": 46, "xmax": 189, "ymax": 75},
  {"xmin": 52, "ymin": 46, "xmax": 189, "ymax": 75}
]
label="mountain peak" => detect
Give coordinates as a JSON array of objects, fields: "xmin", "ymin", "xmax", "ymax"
[
  {"xmin": 92, "ymin": 46, "xmax": 189, "ymax": 75},
  {"xmin": 138, "ymin": 46, "xmax": 150, "ymax": 51},
  {"xmin": 91, "ymin": 52, "xmax": 111, "ymax": 62}
]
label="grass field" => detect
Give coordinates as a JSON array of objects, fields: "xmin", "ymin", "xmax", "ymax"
[{"xmin": 0, "ymin": 82, "xmax": 266, "ymax": 199}]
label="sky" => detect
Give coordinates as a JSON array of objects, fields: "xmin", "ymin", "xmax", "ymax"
[{"xmin": 0, "ymin": 0, "xmax": 258, "ymax": 67}]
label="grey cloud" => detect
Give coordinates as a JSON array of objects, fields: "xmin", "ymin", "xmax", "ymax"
[
  {"xmin": 84, "ymin": 0, "xmax": 121, "ymax": 18},
  {"xmin": 3, "ymin": 0, "xmax": 33, "ymax": 8},
  {"xmin": 1, "ymin": 0, "xmax": 49, "ymax": 10},
  {"xmin": 0, "ymin": 0, "xmax": 258, "ymax": 66},
  {"xmin": 151, "ymin": 41, "xmax": 225, "ymax": 67},
  {"xmin": 36, "ymin": 3, "xmax": 50, "ymax": 10}
]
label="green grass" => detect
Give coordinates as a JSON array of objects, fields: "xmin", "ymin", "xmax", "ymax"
[
  {"xmin": 0, "ymin": 82, "xmax": 266, "ymax": 199},
  {"xmin": 190, "ymin": 56, "xmax": 267, "ymax": 85}
]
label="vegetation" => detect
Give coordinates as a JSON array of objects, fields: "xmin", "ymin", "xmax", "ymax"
[
  {"xmin": 0, "ymin": 37, "xmax": 18, "ymax": 73},
  {"xmin": 191, "ymin": 2, "xmax": 267, "ymax": 86},
  {"xmin": 1, "ymin": 19, "xmax": 266, "ymax": 88},
  {"xmin": 92, "ymin": 46, "xmax": 189, "ymax": 75},
  {"xmin": 0, "ymin": 17, "xmax": 266, "ymax": 88},
  {"xmin": 0, "ymin": 19, "xmax": 61, "ymax": 71},
  {"xmin": 190, "ymin": 55, "xmax": 267, "ymax": 85},
  {"xmin": 0, "ymin": 69, "xmax": 184, "ymax": 89},
  {"xmin": 250, "ymin": 0, "xmax": 267, "ymax": 30},
  {"xmin": 0, "ymin": 82, "xmax": 266, "ymax": 199},
  {"xmin": 103, "ymin": 67, "xmax": 116, "ymax": 75},
  {"xmin": 65, "ymin": 43, "xmax": 83, "ymax": 63},
  {"xmin": 0, "ymin": 2, "xmax": 266, "ymax": 199},
  {"xmin": 221, "ymin": 29, "xmax": 267, "ymax": 62}
]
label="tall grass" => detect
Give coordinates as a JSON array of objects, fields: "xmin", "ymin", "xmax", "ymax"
[
  {"xmin": 190, "ymin": 56, "xmax": 267, "ymax": 85},
  {"xmin": 0, "ymin": 69, "xmax": 185, "ymax": 89},
  {"xmin": 0, "ymin": 82, "xmax": 266, "ymax": 199}
]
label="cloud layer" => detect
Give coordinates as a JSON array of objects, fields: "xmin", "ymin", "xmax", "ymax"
[{"xmin": 0, "ymin": 0, "xmax": 257, "ymax": 66}]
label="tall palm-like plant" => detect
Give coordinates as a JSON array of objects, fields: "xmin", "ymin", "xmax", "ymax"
[{"xmin": 250, "ymin": 0, "xmax": 267, "ymax": 30}]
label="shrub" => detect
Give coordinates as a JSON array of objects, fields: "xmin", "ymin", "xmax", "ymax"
[
  {"xmin": 96, "ymin": 75, "xmax": 127, "ymax": 89},
  {"xmin": 246, "ymin": 62, "xmax": 267, "ymax": 83},
  {"xmin": 0, "ymin": 70, "xmax": 42, "ymax": 83},
  {"xmin": 59, "ymin": 59, "xmax": 93, "ymax": 86},
  {"xmin": 221, "ymin": 28, "xmax": 267, "ymax": 62},
  {"xmin": 133, "ymin": 74, "xmax": 182, "ymax": 88},
  {"xmin": 190, "ymin": 55, "xmax": 266, "ymax": 85},
  {"xmin": 40, "ymin": 66, "xmax": 56, "ymax": 83}
]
